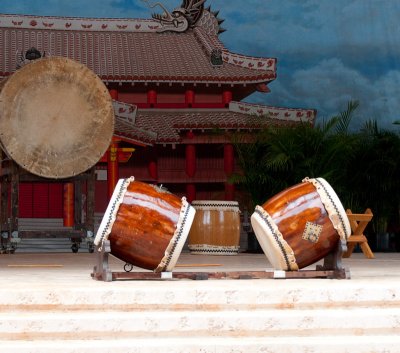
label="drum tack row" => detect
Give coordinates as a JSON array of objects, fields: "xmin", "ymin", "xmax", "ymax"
[{"xmin": 94, "ymin": 176, "xmax": 351, "ymax": 273}]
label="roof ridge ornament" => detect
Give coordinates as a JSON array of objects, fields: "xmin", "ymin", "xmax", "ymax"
[
  {"xmin": 16, "ymin": 47, "xmax": 46, "ymax": 70},
  {"xmin": 142, "ymin": 0, "xmax": 226, "ymax": 34}
]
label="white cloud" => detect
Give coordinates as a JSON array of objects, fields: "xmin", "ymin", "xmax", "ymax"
[{"xmin": 249, "ymin": 58, "xmax": 400, "ymax": 130}]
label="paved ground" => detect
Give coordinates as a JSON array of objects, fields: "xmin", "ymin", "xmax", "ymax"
[{"xmin": 1, "ymin": 251, "xmax": 399, "ymax": 287}]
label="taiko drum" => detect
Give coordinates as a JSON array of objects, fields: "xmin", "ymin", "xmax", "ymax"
[
  {"xmin": 94, "ymin": 177, "xmax": 196, "ymax": 272},
  {"xmin": 250, "ymin": 178, "xmax": 351, "ymax": 270},
  {"xmin": 188, "ymin": 201, "xmax": 241, "ymax": 255}
]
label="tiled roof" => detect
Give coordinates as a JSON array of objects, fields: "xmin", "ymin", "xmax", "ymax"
[
  {"xmin": 112, "ymin": 100, "xmax": 156, "ymax": 146},
  {"xmin": 112, "ymin": 100, "xmax": 316, "ymax": 145},
  {"xmin": 134, "ymin": 107, "xmax": 308, "ymax": 143},
  {"xmin": 114, "ymin": 117, "xmax": 157, "ymax": 146},
  {"xmin": 0, "ymin": 14, "xmax": 276, "ymax": 84}
]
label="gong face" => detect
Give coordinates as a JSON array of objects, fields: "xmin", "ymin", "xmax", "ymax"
[{"xmin": 0, "ymin": 57, "xmax": 114, "ymax": 178}]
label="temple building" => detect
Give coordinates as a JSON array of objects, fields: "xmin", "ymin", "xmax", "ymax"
[{"xmin": 0, "ymin": 1, "xmax": 316, "ymax": 240}]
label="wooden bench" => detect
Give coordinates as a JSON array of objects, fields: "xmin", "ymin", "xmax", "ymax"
[{"xmin": 343, "ymin": 208, "xmax": 374, "ymax": 259}]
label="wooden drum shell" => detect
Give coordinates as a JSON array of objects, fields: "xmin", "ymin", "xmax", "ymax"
[
  {"xmin": 251, "ymin": 178, "xmax": 351, "ymax": 270},
  {"xmin": 188, "ymin": 201, "xmax": 241, "ymax": 255},
  {"xmin": 94, "ymin": 178, "xmax": 196, "ymax": 272}
]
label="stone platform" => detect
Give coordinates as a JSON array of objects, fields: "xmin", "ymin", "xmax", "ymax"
[{"xmin": 1, "ymin": 252, "xmax": 400, "ymax": 352}]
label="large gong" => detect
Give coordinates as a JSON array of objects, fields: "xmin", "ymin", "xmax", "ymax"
[{"xmin": 0, "ymin": 57, "xmax": 114, "ymax": 179}]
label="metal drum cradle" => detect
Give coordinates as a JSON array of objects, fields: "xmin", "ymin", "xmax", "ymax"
[
  {"xmin": 94, "ymin": 177, "xmax": 196, "ymax": 272},
  {"xmin": 188, "ymin": 200, "xmax": 241, "ymax": 255},
  {"xmin": 0, "ymin": 56, "xmax": 114, "ymax": 179},
  {"xmin": 250, "ymin": 177, "xmax": 351, "ymax": 270}
]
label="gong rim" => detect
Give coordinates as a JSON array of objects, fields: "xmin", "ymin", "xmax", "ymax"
[{"xmin": 0, "ymin": 57, "xmax": 114, "ymax": 179}]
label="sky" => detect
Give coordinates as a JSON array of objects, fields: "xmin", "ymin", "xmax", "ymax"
[{"xmin": 1, "ymin": 0, "xmax": 399, "ymax": 130}]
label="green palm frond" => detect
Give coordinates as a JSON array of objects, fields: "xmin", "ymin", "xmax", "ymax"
[{"xmin": 333, "ymin": 100, "xmax": 359, "ymax": 134}]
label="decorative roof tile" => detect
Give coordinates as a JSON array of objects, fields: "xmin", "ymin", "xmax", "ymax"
[
  {"xmin": 134, "ymin": 106, "xmax": 313, "ymax": 143},
  {"xmin": 113, "ymin": 100, "xmax": 157, "ymax": 146},
  {"xmin": 0, "ymin": 13, "xmax": 276, "ymax": 84},
  {"xmin": 114, "ymin": 117, "xmax": 157, "ymax": 146},
  {"xmin": 229, "ymin": 101, "xmax": 317, "ymax": 124}
]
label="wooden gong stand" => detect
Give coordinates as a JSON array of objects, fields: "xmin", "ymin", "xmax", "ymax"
[
  {"xmin": 91, "ymin": 239, "xmax": 350, "ymax": 282},
  {"xmin": 0, "ymin": 159, "xmax": 96, "ymax": 254}
]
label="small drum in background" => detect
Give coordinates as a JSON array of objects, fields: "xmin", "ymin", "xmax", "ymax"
[
  {"xmin": 188, "ymin": 201, "xmax": 241, "ymax": 255},
  {"xmin": 94, "ymin": 177, "xmax": 196, "ymax": 272},
  {"xmin": 250, "ymin": 177, "xmax": 351, "ymax": 271}
]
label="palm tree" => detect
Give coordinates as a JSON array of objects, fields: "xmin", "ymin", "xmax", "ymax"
[
  {"xmin": 233, "ymin": 101, "xmax": 400, "ymax": 250},
  {"xmin": 344, "ymin": 120, "xmax": 400, "ymax": 239},
  {"xmin": 232, "ymin": 101, "xmax": 359, "ymax": 205}
]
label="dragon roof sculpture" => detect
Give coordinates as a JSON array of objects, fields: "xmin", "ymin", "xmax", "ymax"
[{"xmin": 142, "ymin": 0, "xmax": 225, "ymax": 35}]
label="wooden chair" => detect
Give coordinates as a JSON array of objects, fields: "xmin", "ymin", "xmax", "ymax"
[{"xmin": 343, "ymin": 208, "xmax": 374, "ymax": 259}]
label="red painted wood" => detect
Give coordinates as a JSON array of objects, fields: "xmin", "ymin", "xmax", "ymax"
[
  {"xmin": 95, "ymin": 180, "xmax": 108, "ymax": 213},
  {"xmin": 225, "ymin": 182, "xmax": 235, "ymax": 201},
  {"xmin": 185, "ymin": 89, "xmax": 195, "ymax": 107},
  {"xmin": 107, "ymin": 140, "xmax": 119, "ymax": 200},
  {"xmin": 63, "ymin": 183, "xmax": 74, "ymax": 227},
  {"xmin": 33, "ymin": 183, "xmax": 49, "ymax": 218},
  {"xmin": 222, "ymin": 90, "xmax": 232, "ymax": 106},
  {"xmin": 109, "ymin": 88, "xmax": 118, "ymax": 100},
  {"xmin": 148, "ymin": 160, "xmax": 158, "ymax": 180},
  {"xmin": 224, "ymin": 144, "xmax": 234, "ymax": 176},
  {"xmin": 19, "ymin": 183, "xmax": 33, "ymax": 218},
  {"xmin": 186, "ymin": 183, "xmax": 196, "ymax": 203},
  {"xmin": 185, "ymin": 144, "xmax": 196, "ymax": 177},
  {"xmin": 147, "ymin": 89, "xmax": 157, "ymax": 107},
  {"xmin": 48, "ymin": 183, "xmax": 63, "ymax": 218}
]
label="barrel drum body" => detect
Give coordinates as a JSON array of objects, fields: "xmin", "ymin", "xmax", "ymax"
[
  {"xmin": 94, "ymin": 178, "xmax": 196, "ymax": 272},
  {"xmin": 250, "ymin": 178, "xmax": 351, "ymax": 270},
  {"xmin": 188, "ymin": 200, "xmax": 241, "ymax": 255}
]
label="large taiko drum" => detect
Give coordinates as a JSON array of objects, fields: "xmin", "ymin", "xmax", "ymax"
[
  {"xmin": 94, "ymin": 177, "xmax": 196, "ymax": 272},
  {"xmin": 250, "ymin": 177, "xmax": 351, "ymax": 270},
  {"xmin": 188, "ymin": 201, "xmax": 241, "ymax": 255},
  {"xmin": 0, "ymin": 56, "xmax": 114, "ymax": 179}
]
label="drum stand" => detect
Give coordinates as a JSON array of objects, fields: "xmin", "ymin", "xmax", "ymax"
[{"xmin": 91, "ymin": 240, "xmax": 350, "ymax": 282}]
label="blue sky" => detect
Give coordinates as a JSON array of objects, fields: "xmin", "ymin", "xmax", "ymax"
[{"xmin": 1, "ymin": 0, "xmax": 399, "ymax": 130}]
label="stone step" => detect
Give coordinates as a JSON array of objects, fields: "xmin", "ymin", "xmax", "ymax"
[
  {"xmin": 0, "ymin": 336, "xmax": 400, "ymax": 353},
  {"xmin": 1, "ymin": 308, "xmax": 399, "ymax": 340},
  {"xmin": 1, "ymin": 280, "xmax": 400, "ymax": 311}
]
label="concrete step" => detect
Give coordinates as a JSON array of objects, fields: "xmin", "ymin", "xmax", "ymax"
[
  {"xmin": 1, "ymin": 336, "xmax": 400, "ymax": 353},
  {"xmin": 1, "ymin": 308, "xmax": 400, "ymax": 340},
  {"xmin": 2, "ymin": 253, "xmax": 400, "ymax": 352},
  {"xmin": 1, "ymin": 280, "xmax": 400, "ymax": 311}
]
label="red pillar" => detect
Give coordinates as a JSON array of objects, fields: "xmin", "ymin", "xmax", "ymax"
[
  {"xmin": 185, "ymin": 144, "xmax": 196, "ymax": 178},
  {"xmin": 107, "ymin": 139, "xmax": 119, "ymax": 200},
  {"xmin": 185, "ymin": 89, "xmax": 195, "ymax": 107},
  {"xmin": 224, "ymin": 144, "xmax": 234, "ymax": 175},
  {"xmin": 63, "ymin": 183, "xmax": 74, "ymax": 227},
  {"xmin": 186, "ymin": 183, "xmax": 196, "ymax": 203},
  {"xmin": 148, "ymin": 160, "xmax": 158, "ymax": 180},
  {"xmin": 185, "ymin": 131, "xmax": 196, "ymax": 178},
  {"xmin": 185, "ymin": 131, "xmax": 196, "ymax": 202},
  {"xmin": 222, "ymin": 90, "xmax": 232, "ymax": 107},
  {"xmin": 109, "ymin": 88, "xmax": 118, "ymax": 100},
  {"xmin": 224, "ymin": 143, "xmax": 235, "ymax": 201},
  {"xmin": 147, "ymin": 89, "xmax": 157, "ymax": 107}
]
